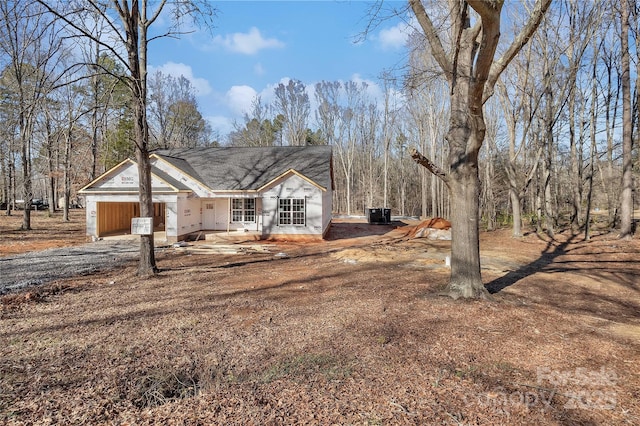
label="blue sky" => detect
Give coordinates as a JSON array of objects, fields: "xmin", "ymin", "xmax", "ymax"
[{"xmin": 147, "ymin": 1, "xmax": 412, "ymax": 138}]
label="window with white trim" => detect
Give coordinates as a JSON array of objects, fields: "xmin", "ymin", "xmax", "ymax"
[
  {"xmin": 278, "ymin": 198, "xmax": 305, "ymax": 226},
  {"xmin": 231, "ymin": 198, "xmax": 255, "ymax": 222}
]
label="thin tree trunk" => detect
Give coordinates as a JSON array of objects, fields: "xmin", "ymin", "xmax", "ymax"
[
  {"xmin": 542, "ymin": 59, "xmax": 555, "ymax": 237},
  {"xmin": 46, "ymin": 114, "xmax": 57, "ymax": 215},
  {"xmin": 619, "ymin": 0, "xmax": 633, "ymax": 239},
  {"xmin": 603, "ymin": 50, "xmax": 617, "ymax": 227},
  {"xmin": 584, "ymin": 33, "xmax": 601, "ymax": 240},
  {"xmin": 568, "ymin": 76, "xmax": 580, "ymax": 230},
  {"xmin": 63, "ymin": 119, "xmax": 72, "ymax": 222},
  {"xmin": 119, "ymin": 1, "xmax": 157, "ymax": 276},
  {"xmin": 20, "ymin": 112, "xmax": 32, "ymax": 230}
]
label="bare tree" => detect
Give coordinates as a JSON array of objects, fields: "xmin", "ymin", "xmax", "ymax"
[
  {"xmin": 599, "ymin": 28, "xmax": 621, "ymax": 228},
  {"xmin": 148, "ymin": 71, "xmax": 207, "ymax": 148},
  {"xmin": 405, "ymin": 39, "xmax": 450, "ymax": 220},
  {"xmin": 584, "ymin": 36, "xmax": 600, "ymax": 241},
  {"xmin": 380, "ymin": 72, "xmax": 399, "ymax": 209},
  {"xmin": 0, "ymin": 0, "xmax": 63, "ymax": 230},
  {"xmin": 0, "ymin": 88, "xmax": 18, "ymax": 215},
  {"xmin": 230, "ymin": 96, "xmax": 284, "ymax": 147},
  {"xmin": 81, "ymin": 11, "xmax": 110, "ymax": 181},
  {"xmin": 315, "ymin": 81, "xmax": 350, "ymax": 212},
  {"xmin": 357, "ymin": 101, "xmax": 381, "ymax": 210},
  {"xmin": 273, "ymin": 79, "xmax": 310, "ymax": 146},
  {"xmin": 56, "ymin": 79, "xmax": 90, "ymax": 221},
  {"xmin": 408, "ymin": 0, "xmax": 551, "ymax": 299},
  {"xmin": 39, "ymin": 0, "xmax": 216, "ymax": 276},
  {"xmin": 496, "ymin": 53, "xmax": 543, "ymax": 238},
  {"xmin": 479, "ymin": 100, "xmax": 499, "ymax": 231}
]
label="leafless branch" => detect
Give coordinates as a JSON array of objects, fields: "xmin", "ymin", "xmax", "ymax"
[
  {"xmin": 484, "ymin": 0, "xmax": 553, "ymax": 103},
  {"xmin": 410, "ymin": 147, "xmax": 450, "ymax": 187},
  {"xmin": 409, "ymin": 0, "xmax": 453, "ymax": 83}
]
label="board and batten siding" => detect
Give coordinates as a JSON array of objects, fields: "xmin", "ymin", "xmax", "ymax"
[{"xmin": 261, "ymin": 174, "xmax": 327, "ymax": 238}]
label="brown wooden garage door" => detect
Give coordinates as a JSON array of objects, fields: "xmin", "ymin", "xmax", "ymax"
[{"xmin": 97, "ymin": 202, "xmax": 165, "ymax": 237}]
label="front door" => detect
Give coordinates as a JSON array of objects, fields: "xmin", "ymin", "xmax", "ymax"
[{"xmin": 203, "ymin": 201, "xmax": 215, "ymax": 229}]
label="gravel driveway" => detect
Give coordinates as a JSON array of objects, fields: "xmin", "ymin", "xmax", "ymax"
[{"xmin": 0, "ymin": 240, "xmax": 140, "ymax": 294}]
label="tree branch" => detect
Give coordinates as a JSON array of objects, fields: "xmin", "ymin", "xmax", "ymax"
[
  {"xmin": 520, "ymin": 145, "xmax": 543, "ymax": 198},
  {"xmin": 36, "ymin": 1, "xmax": 130, "ymax": 73},
  {"xmin": 409, "ymin": 0, "xmax": 453, "ymax": 83},
  {"xmin": 468, "ymin": 0, "xmax": 502, "ymax": 106},
  {"xmin": 146, "ymin": 0, "xmax": 166, "ymax": 27},
  {"xmin": 410, "ymin": 147, "xmax": 451, "ymax": 187},
  {"xmin": 483, "ymin": 0, "xmax": 553, "ymax": 103}
]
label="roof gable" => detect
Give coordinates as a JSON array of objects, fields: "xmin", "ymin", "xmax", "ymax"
[
  {"xmin": 258, "ymin": 168, "xmax": 327, "ymax": 192},
  {"xmin": 79, "ymin": 159, "xmax": 189, "ymax": 193}
]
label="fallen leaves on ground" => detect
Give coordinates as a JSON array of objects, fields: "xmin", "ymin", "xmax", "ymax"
[{"xmin": 1, "ymin": 211, "xmax": 639, "ymax": 425}]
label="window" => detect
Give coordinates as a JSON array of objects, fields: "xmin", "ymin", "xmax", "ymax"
[
  {"xmin": 279, "ymin": 198, "xmax": 305, "ymax": 226},
  {"xmin": 231, "ymin": 198, "xmax": 255, "ymax": 222}
]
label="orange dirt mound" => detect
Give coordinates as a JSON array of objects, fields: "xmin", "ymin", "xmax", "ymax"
[
  {"xmin": 406, "ymin": 217, "xmax": 451, "ymax": 239},
  {"xmin": 420, "ymin": 217, "xmax": 451, "ymax": 230}
]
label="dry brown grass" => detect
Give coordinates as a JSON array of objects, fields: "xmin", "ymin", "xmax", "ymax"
[
  {"xmin": 0, "ymin": 209, "xmax": 86, "ymax": 256},
  {"xmin": 1, "ymin": 212, "xmax": 639, "ymax": 424}
]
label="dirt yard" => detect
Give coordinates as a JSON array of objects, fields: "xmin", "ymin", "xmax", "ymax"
[{"xmin": 1, "ymin": 210, "xmax": 639, "ymax": 425}]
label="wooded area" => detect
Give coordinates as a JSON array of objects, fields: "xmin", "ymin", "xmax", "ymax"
[{"xmin": 1, "ymin": 0, "xmax": 638, "ymax": 240}]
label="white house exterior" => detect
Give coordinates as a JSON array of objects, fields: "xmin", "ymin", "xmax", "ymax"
[{"xmin": 79, "ymin": 146, "xmax": 333, "ymax": 242}]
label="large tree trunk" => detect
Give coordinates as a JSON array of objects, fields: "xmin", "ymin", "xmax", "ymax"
[
  {"xmin": 504, "ymin": 116, "xmax": 522, "ymax": 237},
  {"xmin": 445, "ymin": 82, "xmax": 488, "ymax": 298},
  {"xmin": 448, "ymin": 170, "xmax": 485, "ymax": 298},
  {"xmin": 568, "ymin": 81, "xmax": 580, "ymax": 230},
  {"xmin": 510, "ymin": 188, "xmax": 522, "ymax": 236}
]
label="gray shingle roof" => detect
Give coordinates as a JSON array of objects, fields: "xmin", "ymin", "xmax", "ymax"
[
  {"xmin": 150, "ymin": 165, "xmax": 192, "ymax": 191},
  {"xmin": 153, "ymin": 146, "xmax": 333, "ymax": 191}
]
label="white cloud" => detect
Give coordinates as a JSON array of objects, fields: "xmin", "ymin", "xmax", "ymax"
[
  {"xmin": 212, "ymin": 27, "xmax": 285, "ymax": 55},
  {"xmin": 206, "ymin": 115, "xmax": 235, "ymax": 136},
  {"xmin": 377, "ymin": 20, "xmax": 412, "ymax": 51},
  {"xmin": 225, "ymin": 85, "xmax": 258, "ymax": 115},
  {"xmin": 350, "ymin": 74, "xmax": 384, "ymax": 101},
  {"xmin": 351, "ymin": 73, "xmax": 406, "ymax": 110},
  {"xmin": 150, "ymin": 62, "xmax": 212, "ymax": 96}
]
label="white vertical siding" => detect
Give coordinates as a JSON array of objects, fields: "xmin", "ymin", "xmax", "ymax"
[{"xmin": 261, "ymin": 174, "xmax": 325, "ymax": 237}]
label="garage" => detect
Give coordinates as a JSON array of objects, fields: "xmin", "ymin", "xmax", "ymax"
[{"xmin": 96, "ymin": 202, "xmax": 165, "ymax": 237}]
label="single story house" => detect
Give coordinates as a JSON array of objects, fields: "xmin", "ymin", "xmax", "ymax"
[{"xmin": 79, "ymin": 146, "xmax": 334, "ymax": 242}]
